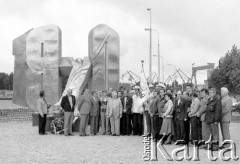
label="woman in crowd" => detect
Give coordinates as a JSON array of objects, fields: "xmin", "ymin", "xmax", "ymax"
[
  {"xmin": 106, "ymin": 91, "xmax": 123, "ymax": 136},
  {"xmin": 220, "ymin": 87, "xmax": 232, "ymax": 148},
  {"xmin": 160, "ymin": 92, "xmax": 174, "ymax": 144},
  {"xmin": 188, "ymin": 92, "xmax": 200, "ymax": 143}
]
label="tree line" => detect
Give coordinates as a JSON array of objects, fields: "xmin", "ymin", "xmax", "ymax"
[
  {"xmin": 208, "ymin": 45, "xmax": 240, "ymax": 94},
  {"xmin": 0, "ymin": 72, "xmax": 13, "ymax": 90}
]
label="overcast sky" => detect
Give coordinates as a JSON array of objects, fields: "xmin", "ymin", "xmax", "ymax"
[{"xmin": 1, "ymin": 0, "xmax": 240, "ymax": 84}]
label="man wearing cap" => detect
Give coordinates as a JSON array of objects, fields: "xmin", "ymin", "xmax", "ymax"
[{"xmin": 149, "ymin": 84, "xmax": 154, "ymax": 97}]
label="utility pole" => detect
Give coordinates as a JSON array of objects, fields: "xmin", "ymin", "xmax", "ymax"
[
  {"xmin": 147, "ymin": 8, "xmax": 152, "ymax": 84},
  {"xmin": 41, "ymin": 43, "xmax": 44, "ymax": 91},
  {"xmin": 105, "ymin": 41, "xmax": 108, "ymax": 90}
]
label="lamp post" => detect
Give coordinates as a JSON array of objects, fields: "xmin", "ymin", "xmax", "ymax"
[
  {"xmin": 147, "ymin": 8, "xmax": 152, "ymax": 84},
  {"xmin": 145, "ymin": 28, "xmax": 160, "ymax": 83},
  {"xmin": 105, "ymin": 40, "xmax": 108, "ymax": 90},
  {"xmin": 160, "ymin": 56, "xmax": 164, "ymax": 82}
]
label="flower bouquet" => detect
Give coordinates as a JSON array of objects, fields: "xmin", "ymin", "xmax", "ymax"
[{"xmin": 50, "ymin": 117, "xmax": 64, "ymax": 134}]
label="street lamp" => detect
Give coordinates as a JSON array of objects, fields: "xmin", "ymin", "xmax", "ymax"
[
  {"xmin": 145, "ymin": 28, "xmax": 160, "ymax": 83},
  {"xmin": 160, "ymin": 56, "xmax": 164, "ymax": 82},
  {"xmin": 146, "ymin": 8, "xmax": 152, "ymax": 84}
]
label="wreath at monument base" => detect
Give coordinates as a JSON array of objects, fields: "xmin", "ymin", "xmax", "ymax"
[{"xmin": 50, "ymin": 117, "xmax": 64, "ymax": 134}]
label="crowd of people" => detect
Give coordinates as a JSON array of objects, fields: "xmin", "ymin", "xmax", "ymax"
[{"xmin": 37, "ymin": 84, "xmax": 233, "ymax": 151}]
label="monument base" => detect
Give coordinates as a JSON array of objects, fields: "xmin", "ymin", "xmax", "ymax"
[
  {"xmin": 72, "ymin": 117, "xmax": 80, "ymax": 132},
  {"xmin": 45, "ymin": 116, "xmax": 54, "ymax": 132},
  {"xmin": 32, "ymin": 112, "xmax": 39, "ymax": 126}
]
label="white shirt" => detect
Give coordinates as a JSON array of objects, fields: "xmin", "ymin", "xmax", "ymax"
[
  {"xmin": 131, "ymin": 95, "xmax": 143, "ymax": 113},
  {"xmin": 178, "ymin": 99, "xmax": 180, "ymax": 106}
]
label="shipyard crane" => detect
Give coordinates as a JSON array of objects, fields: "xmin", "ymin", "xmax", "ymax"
[{"xmin": 191, "ymin": 63, "xmax": 215, "ymax": 87}]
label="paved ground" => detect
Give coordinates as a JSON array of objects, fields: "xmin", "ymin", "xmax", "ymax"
[{"xmin": 0, "ymin": 121, "xmax": 240, "ymax": 164}]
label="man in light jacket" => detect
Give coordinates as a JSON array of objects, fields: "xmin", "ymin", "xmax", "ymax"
[
  {"xmin": 220, "ymin": 87, "xmax": 232, "ymax": 148},
  {"xmin": 106, "ymin": 91, "xmax": 123, "ymax": 136},
  {"xmin": 197, "ymin": 88, "xmax": 210, "ymax": 149},
  {"xmin": 188, "ymin": 92, "xmax": 200, "ymax": 143},
  {"xmin": 78, "ymin": 89, "xmax": 92, "ymax": 136},
  {"xmin": 131, "ymin": 87, "xmax": 144, "ymax": 135},
  {"xmin": 37, "ymin": 91, "xmax": 49, "ymax": 135}
]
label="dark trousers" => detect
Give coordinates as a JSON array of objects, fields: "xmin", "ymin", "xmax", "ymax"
[
  {"xmin": 175, "ymin": 118, "xmax": 185, "ymax": 141},
  {"xmin": 129, "ymin": 114, "xmax": 133, "ymax": 134},
  {"xmin": 205, "ymin": 123, "xmax": 219, "ymax": 149},
  {"xmin": 39, "ymin": 114, "xmax": 47, "ymax": 134},
  {"xmin": 120, "ymin": 113, "xmax": 132, "ymax": 135},
  {"xmin": 151, "ymin": 115, "xmax": 161, "ymax": 140},
  {"xmin": 158, "ymin": 117, "xmax": 163, "ymax": 133},
  {"xmin": 132, "ymin": 113, "xmax": 143, "ymax": 135},
  {"xmin": 90, "ymin": 114, "xmax": 99, "ymax": 135},
  {"xmin": 184, "ymin": 116, "xmax": 190, "ymax": 143},
  {"xmin": 190, "ymin": 116, "xmax": 199, "ymax": 142},
  {"xmin": 206, "ymin": 123, "xmax": 219, "ymax": 141},
  {"xmin": 198, "ymin": 118, "xmax": 202, "ymax": 140},
  {"xmin": 172, "ymin": 116, "xmax": 177, "ymax": 141}
]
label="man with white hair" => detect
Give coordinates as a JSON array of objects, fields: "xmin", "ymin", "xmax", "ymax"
[
  {"xmin": 220, "ymin": 87, "xmax": 232, "ymax": 148},
  {"xmin": 60, "ymin": 89, "xmax": 76, "ymax": 136}
]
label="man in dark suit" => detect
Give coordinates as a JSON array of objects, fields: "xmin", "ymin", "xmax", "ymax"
[
  {"xmin": 174, "ymin": 90, "xmax": 188, "ymax": 142},
  {"xmin": 183, "ymin": 90, "xmax": 192, "ymax": 144},
  {"xmin": 156, "ymin": 89, "xmax": 165, "ymax": 136},
  {"xmin": 149, "ymin": 90, "xmax": 160, "ymax": 140},
  {"xmin": 90, "ymin": 91, "xmax": 100, "ymax": 135},
  {"xmin": 120, "ymin": 90, "xmax": 133, "ymax": 135},
  {"xmin": 60, "ymin": 89, "xmax": 76, "ymax": 136},
  {"xmin": 78, "ymin": 88, "xmax": 92, "ymax": 136}
]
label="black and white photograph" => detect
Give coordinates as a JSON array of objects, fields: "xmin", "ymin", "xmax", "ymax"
[{"xmin": 0, "ymin": 0, "xmax": 240, "ymax": 163}]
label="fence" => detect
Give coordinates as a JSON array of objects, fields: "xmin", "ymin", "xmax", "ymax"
[{"xmin": 0, "ymin": 107, "xmax": 32, "ymax": 122}]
